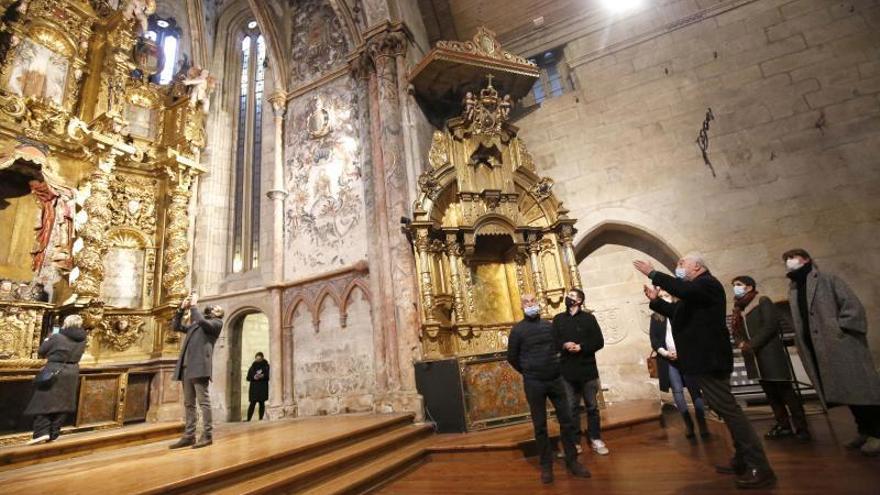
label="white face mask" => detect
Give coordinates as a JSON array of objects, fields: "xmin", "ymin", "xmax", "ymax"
[
  {"xmin": 675, "ymin": 267, "xmax": 687, "ymax": 280},
  {"xmin": 733, "ymin": 285, "xmax": 747, "ymax": 298},
  {"xmin": 786, "ymin": 258, "xmax": 804, "ymax": 272}
]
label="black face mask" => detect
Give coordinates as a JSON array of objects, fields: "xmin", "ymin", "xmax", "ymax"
[{"xmin": 564, "ymin": 297, "xmax": 580, "ymax": 309}]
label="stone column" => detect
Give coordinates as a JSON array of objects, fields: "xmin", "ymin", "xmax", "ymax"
[
  {"xmin": 265, "ymin": 92, "xmax": 288, "ymax": 418},
  {"xmin": 558, "ymin": 224, "xmax": 582, "ymax": 289},
  {"xmin": 267, "ymin": 92, "xmax": 288, "ymax": 284},
  {"xmin": 354, "ymin": 25, "xmax": 423, "ymax": 414},
  {"xmin": 162, "ymin": 164, "xmax": 195, "ymax": 306}
]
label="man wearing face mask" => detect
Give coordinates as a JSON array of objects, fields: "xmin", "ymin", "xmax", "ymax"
[
  {"xmin": 507, "ymin": 294, "xmax": 591, "ymax": 484},
  {"xmin": 634, "ymin": 253, "xmax": 775, "ymax": 490},
  {"xmin": 783, "ymin": 248, "xmax": 880, "ymax": 456},
  {"xmin": 730, "ymin": 276, "xmax": 809, "ymax": 441},
  {"xmin": 552, "ymin": 288, "xmax": 607, "ymax": 455}
]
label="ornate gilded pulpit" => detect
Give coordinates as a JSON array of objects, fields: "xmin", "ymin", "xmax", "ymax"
[{"xmin": 408, "ymin": 28, "xmax": 583, "ymax": 430}]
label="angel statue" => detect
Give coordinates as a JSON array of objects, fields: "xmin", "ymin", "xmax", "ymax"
[
  {"xmin": 123, "ymin": 0, "xmax": 156, "ymax": 35},
  {"xmin": 182, "ymin": 68, "xmax": 216, "ymax": 114}
]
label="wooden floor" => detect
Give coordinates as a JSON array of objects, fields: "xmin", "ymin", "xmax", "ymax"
[
  {"xmin": 0, "ymin": 413, "xmax": 428, "ymax": 495},
  {"xmin": 378, "ymin": 403, "xmax": 880, "ymax": 494}
]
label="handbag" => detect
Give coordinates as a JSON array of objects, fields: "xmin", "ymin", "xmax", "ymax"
[
  {"xmin": 34, "ymin": 366, "xmax": 62, "ymax": 389},
  {"xmin": 646, "ymin": 350, "xmax": 659, "ymax": 379}
]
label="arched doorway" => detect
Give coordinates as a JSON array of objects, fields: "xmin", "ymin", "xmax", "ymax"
[
  {"xmin": 575, "ymin": 223, "xmax": 680, "ymax": 403},
  {"xmin": 227, "ymin": 311, "xmax": 270, "ymax": 421}
]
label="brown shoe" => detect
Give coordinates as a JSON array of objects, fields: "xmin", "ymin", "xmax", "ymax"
[
  {"xmin": 735, "ymin": 468, "xmax": 777, "ymax": 490},
  {"xmin": 169, "ymin": 437, "xmax": 195, "ymax": 449},
  {"xmin": 192, "ymin": 436, "xmax": 213, "ymax": 449}
]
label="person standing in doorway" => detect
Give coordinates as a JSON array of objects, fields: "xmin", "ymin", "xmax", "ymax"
[
  {"xmin": 635, "ymin": 253, "xmax": 776, "ymax": 489},
  {"xmin": 552, "ymin": 288, "xmax": 609, "ymax": 455},
  {"xmin": 783, "ymin": 249, "xmax": 880, "ymax": 456},
  {"xmin": 168, "ymin": 293, "xmax": 224, "ymax": 449},
  {"xmin": 507, "ymin": 294, "xmax": 591, "ymax": 484},
  {"xmin": 730, "ymin": 275, "xmax": 809, "ymax": 441},
  {"xmin": 649, "ymin": 290, "xmax": 710, "ymax": 440},
  {"xmin": 246, "ymin": 352, "xmax": 270, "ymax": 421}
]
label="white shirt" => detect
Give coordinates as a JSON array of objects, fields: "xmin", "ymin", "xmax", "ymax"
[{"xmin": 663, "ymin": 319, "xmax": 676, "ymax": 355}]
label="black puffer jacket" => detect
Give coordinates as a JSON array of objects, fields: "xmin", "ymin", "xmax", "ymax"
[{"xmin": 507, "ymin": 317, "xmax": 560, "ymax": 380}]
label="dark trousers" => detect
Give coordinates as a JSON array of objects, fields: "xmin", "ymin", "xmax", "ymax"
[
  {"xmin": 523, "ymin": 376, "xmax": 579, "ymax": 468},
  {"xmin": 562, "ymin": 377, "xmax": 601, "ymax": 441},
  {"xmin": 247, "ymin": 400, "xmax": 265, "ymax": 421},
  {"xmin": 849, "ymin": 405, "xmax": 880, "ymax": 437},
  {"xmin": 33, "ymin": 413, "xmax": 65, "ymax": 440},
  {"xmin": 697, "ymin": 371, "xmax": 771, "ymax": 471},
  {"xmin": 761, "ymin": 380, "xmax": 808, "ymax": 432}
]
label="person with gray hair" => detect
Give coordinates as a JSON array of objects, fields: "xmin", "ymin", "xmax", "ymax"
[
  {"xmin": 24, "ymin": 314, "xmax": 88, "ymax": 445},
  {"xmin": 635, "ymin": 254, "xmax": 776, "ymax": 490}
]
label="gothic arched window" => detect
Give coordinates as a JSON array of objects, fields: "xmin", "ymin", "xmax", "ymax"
[{"xmin": 231, "ymin": 22, "xmax": 267, "ymax": 273}]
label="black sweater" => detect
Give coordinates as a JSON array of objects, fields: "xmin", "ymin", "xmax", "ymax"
[
  {"xmin": 552, "ymin": 310, "xmax": 604, "ymax": 381},
  {"xmin": 507, "ymin": 317, "xmax": 560, "ymax": 380}
]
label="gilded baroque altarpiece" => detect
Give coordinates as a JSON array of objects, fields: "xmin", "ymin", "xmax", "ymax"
[{"xmin": 0, "ymin": 0, "xmax": 209, "ymax": 442}]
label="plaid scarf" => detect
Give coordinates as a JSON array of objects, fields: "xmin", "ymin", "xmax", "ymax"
[{"xmin": 730, "ymin": 289, "xmax": 758, "ymax": 345}]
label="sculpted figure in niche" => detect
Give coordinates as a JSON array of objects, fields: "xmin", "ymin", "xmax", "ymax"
[
  {"xmin": 182, "ymin": 68, "xmax": 215, "ymax": 114},
  {"xmin": 463, "ymin": 92, "xmax": 477, "ymax": 122},
  {"xmin": 123, "ymin": 0, "xmax": 156, "ymax": 35}
]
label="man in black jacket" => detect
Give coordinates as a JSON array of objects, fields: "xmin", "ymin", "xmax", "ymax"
[
  {"xmin": 635, "ymin": 253, "xmax": 775, "ymax": 490},
  {"xmin": 553, "ymin": 288, "xmax": 608, "ymax": 455},
  {"xmin": 507, "ymin": 293, "xmax": 590, "ymax": 484},
  {"xmin": 168, "ymin": 293, "xmax": 224, "ymax": 449}
]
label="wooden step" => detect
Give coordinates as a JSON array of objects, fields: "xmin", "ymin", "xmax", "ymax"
[
  {"xmin": 208, "ymin": 423, "xmax": 434, "ymax": 495},
  {"xmin": 298, "ymin": 438, "xmax": 432, "ymax": 495},
  {"xmin": 145, "ymin": 414, "xmax": 416, "ymax": 495},
  {"xmin": 0, "ymin": 422, "xmax": 183, "ymax": 471}
]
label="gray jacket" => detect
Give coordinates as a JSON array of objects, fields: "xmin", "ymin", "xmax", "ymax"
[
  {"xmin": 789, "ymin": 268, "xmax": 880, "ymax": 406},
  {"xmin": 172, "ymin": 307, "xmax": 223, "ymax": 381}
]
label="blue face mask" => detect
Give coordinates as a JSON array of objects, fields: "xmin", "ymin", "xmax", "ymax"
[
  {"xmin": 524, "ymin": 305, "xmax": 541, "ymax": 318},
  {"xmin": 675, "ymin": 267, "xmax": 687, "ymax": 279},
  {"xmin": 733, "ymin": 285, "xmax": 747, "ymax": 298}
]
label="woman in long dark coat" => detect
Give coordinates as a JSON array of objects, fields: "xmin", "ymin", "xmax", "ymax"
[
  {"xmin": 730, "ymin": 276, "xmax": 809, "ymax": 441},
  {"xmin": 246, "ymin": 352, "xmax": 270, "ymax": 421},
  {"xmin": 649, "ymin": 291, "xmax": 709, "ymax": 439},
  {"xmin": 24, "ymin": 315, "xmax": 87, "ymax": 444}
]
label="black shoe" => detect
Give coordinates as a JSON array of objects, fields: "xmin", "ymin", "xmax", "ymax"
[
  {"xmin": 541, "ymin": 467, "xmax": 554, "ymax": 484},
  {"xmin": 735, "ymin": 468, "xmax": 777, "ymax": 489},
  {"xmin": 192, "ymin": 436, "xmax": 213, "ymax": 449},
  {"xmin": 682, "ymin": 412, "xmax": 696, "ymax": 439},
  {"xmin": 716, "ymin": 459, "xmax": 747, "ymax": 475},
  {"xmin": 566, "ymin": 461, "xmax": 591, "ymax": 478},
  {"xmin": 764, "ymin": 424, "xmax": 793, "ymax": 439},
  {"xmin": 169, "ymin": 437, "xmax": 195, "ymax": 449}
]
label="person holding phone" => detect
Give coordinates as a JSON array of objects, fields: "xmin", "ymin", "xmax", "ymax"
[
  {"xmin": 246, "ymin": 352, "xmax": 270, "ymax": 421},
  {"xmin": 168, "ymin": 292, "xmax": 224, "ymax": 449}
]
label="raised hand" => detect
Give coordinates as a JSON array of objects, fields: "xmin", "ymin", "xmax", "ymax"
[{"xmin": 633, "ymin": 260, "xmax": 655, "ymax": 276}]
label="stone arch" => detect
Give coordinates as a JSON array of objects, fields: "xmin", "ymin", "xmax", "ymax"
[
  {"xmin": 225, "ymin": 307, "xmax": 270, "ymax": 421},
  {"xmin": 341, "ymin": 279, "xmax": 371, "ymax": 326},
  {"xmin": 282, "ymin": 295, "xmax": 314, "ymax": 329},
  {"xmin": 314, "ymin": 288, "xmax": 343, "ymax": 331},
  {"xmin": 574, "ymin": 221, "xmax": 681, "ymax": 271}
]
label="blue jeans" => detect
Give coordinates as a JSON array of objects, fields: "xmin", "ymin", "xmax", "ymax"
[{"xmin": 668, "ymin": 364, "xmax": 705, "ymax": 415}]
